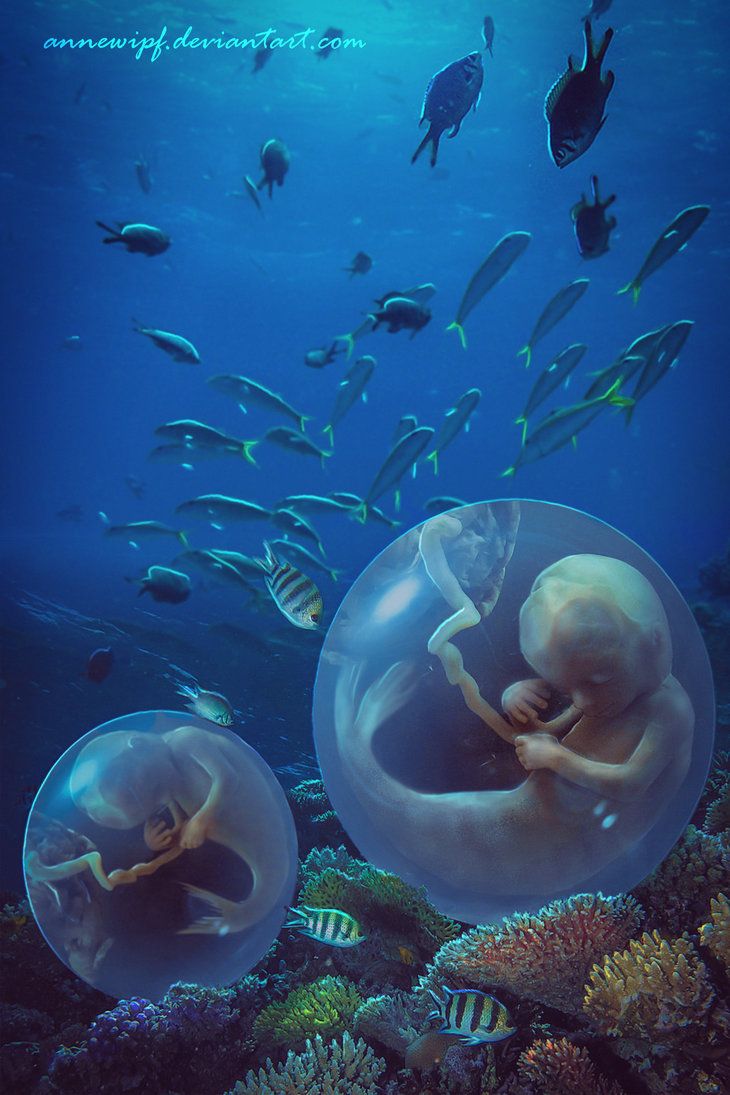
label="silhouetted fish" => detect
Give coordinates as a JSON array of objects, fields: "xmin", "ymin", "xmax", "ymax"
[
  {"xmin": 572, "ymin": 175, "xmax": 617, "ymax": 258},
  {"xmin": 86, "ymin": 647, "xmax": 114, "ymax": 682},
  {"xmin": 412, "ymin": 52, "xmax": 483, "ymax": 166},
  {"xmin": 545, "ymin": 20, "xmax": 615, "ymax": 168}
]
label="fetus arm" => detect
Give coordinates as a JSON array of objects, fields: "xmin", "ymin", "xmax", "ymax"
[
  {"xmin": 179, "ymin": 740, "xmax": 240, "ymax": 848},
  {"xmin": 517, "ymin": 722, "xmax": 671, "ymax": 802}
]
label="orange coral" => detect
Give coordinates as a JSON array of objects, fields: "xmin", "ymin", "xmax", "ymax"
[
  {"xmin": 516, "ymin": 1037, "xmax": 625, "ymax": 1095},
  {"xmin": 418, "ymin": 893, "xmax": 642, "ymax": 1015}
]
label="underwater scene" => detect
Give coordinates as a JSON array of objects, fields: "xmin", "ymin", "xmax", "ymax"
[{"xmin": 1, "ymin": 0, "xmax": 729, "ymax": 1091}]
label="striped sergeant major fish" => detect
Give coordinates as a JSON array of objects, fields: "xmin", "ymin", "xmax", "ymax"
[
  {"xmin": 285, "ymin": 905, "xmax": 366, "ymax": 948},
  {"xmin": 427, "ymin": 986, "xmax": 516, "ymax": 1046},
  {"xmin": 254, "ymin": 541, "xmax": 323, "ymax": 630}
]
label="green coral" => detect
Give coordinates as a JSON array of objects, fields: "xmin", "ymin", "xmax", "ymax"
[
  {"xmin": 699, "ymin": 893, "xmax": 730, "ymax": 974},
  {"xmin": 289, "ymin": 778, "xmax": 338, "ymax": 825},
  {"xmin": 251, "ymin": 976, "xmax": 362, "ymax": 1051},
  {"xmin": 227, "ymin": 1032, "xmax": 386, "ymax": 1095},
  {"xmin": 298, "ymin": 846, "xmax": 461, "ymax": 959},
  {"xmin": 633, "ymin": 825, "xmax": 730, "ymax": 936},
  {"xmin": 418, "ymin": 893, "xmax": 643, "ymax": 1016}
]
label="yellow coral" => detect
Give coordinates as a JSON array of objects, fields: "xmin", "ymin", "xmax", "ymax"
[
  {"xmin": 699, "ymin": 893, "xmax": 730, "ymax": 974},
  {"xmin": 252, "ymin": 977, "xmax": 362, "ymax": 1051},
  {"xmin": 583, "ymin": 930, "xmax": 715, "ymax": 1043}
]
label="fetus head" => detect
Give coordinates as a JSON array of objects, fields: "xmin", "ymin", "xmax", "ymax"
[{"xmin": 70, "ymin": 731, "xmax": 175, "ymax": 829}]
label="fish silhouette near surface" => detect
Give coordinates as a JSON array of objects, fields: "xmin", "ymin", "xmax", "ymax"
[
  {"xmin": 412, "ymin": 52, "xmax": 484, "ymax": 167},
  {"xmin": 545, "ymin": 20, "xmax": 615, "ymax": 168},
  {"xmin": 572, "ymin": 175, "xmax": 617, "ymax": 258}
]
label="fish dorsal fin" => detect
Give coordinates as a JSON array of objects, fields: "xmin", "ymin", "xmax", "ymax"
[{"xmin": 544, "ymin": 69, "xmax": 574, "ymax": 120}]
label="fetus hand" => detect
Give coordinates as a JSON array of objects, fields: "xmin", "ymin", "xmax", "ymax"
[
  {"xmin": 502, "ymin": 679, "xmax": 551, "ymax": 726},
  {"xmin": 144, "ymin": 803, "xmax": 185, "ymax": 851},
  {"xmin": 515, "ymin": 733, "xmax": 562, "ymax": 771},
  {"xmin": 180, "ymin": 811, "xmax": 212, "ymax": 849}
]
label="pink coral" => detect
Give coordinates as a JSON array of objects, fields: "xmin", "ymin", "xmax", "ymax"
[{"xmin": 511, "ymin": 1037, "xmax": 625, "ymax": 1095}]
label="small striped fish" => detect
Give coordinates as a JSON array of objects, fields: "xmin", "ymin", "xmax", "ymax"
[
  {"xmin": 285, "ymin": 905, "xmax": 366, "ymax": 948},
  {"xmin": 255, "ymin": 541, "xmax": 323, "ymax": 630},
  {"xmin": 427, "ymin": 986, "xmax": 516, "ymax": 1046}
]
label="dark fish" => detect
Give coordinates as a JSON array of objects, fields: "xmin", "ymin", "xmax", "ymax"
[
  {"xmin": 86, "ymin": 647, "xmax": 114, "ymax": 683},
  {"xmin": 316, "ymin": 27, "xmax": 343, "ymax": 60},
  {"xmin": 254, "ymin": 542, "xmax": 323, "ymax": 629},
  {"xmin": 135, "ymin": 566, "xmax": 192, "ymax": 604},
  {"xmin": 374, "ymin": 284, "xmax": 436, "ymax": 309},
  {"xmin": 344, "ymin": 251, "xmax": 373, "ymax": 277},
  {"xmin": 545, "ymin": 20, "xmax": 615, "ymax": 168},
  {"xmin": 57, "ymin": 505, "xmax": 83, "ymax": 522},
  {"xmin": 482, "ymin": 16, "xmax": 495, "ymax": 55},
  {"xmin": 265, "ymin": 426, "xmax": 331, "ymax": 467},
  {"xmin": 135, "ymin": 155, "xmax": 152, "ymax": 194},
  {"xmin": 572, "ymin": 175, "xmax": 617, "ymax": 258},
  {"xmin": 252, "ymin": 48, "xmax": 272, "ymax": 74},
  {"xmin": 305, "ymin": 344, "xmax": 341, "ymax": 368},
  {"xmin": 412, "ymin": 52, "xmax": 484, "ymax": 166},
  {"xmin": 517, "ymin": 279, "xmax": 589, "ymax": 367},
  {"xmin": 427, "ymin": 986, "xmax": 516, "ymax": 1046},
  {"xmin": 356, "ymin": 426, "xmax": 435, "ymax": 520},
  {"xmin": 96, "ymin": 221, "xmax": 169, "ymax": 255},
  {"xmin": 258, "ymin": 139, "xmax": 290, "ymax": 197},
  {"xmin": 618, "ymin": 205, "xmax": 710, "ymax": 303},
  {"xmin": 426, "ymin": 388, "xmax": 481, "ymax": 473},
  {"xmin": 516, "ymin": 343, "xmax": 587, "ymax": 442},
  {"xmin": 625, "ymin": 320, "xmax": 694, "ymax": 424},
  {"xmin": 369, "ymin": 297, "xmax": 431, "ymax": 337},
  {"xmin": 447, "ymin": 231, "xmax": 531, "ymax": 347}
]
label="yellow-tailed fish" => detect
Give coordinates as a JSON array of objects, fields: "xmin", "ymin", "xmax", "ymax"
[
  {"xmin": 426, "ymin": 388, "xmax": 480, "ymax": 474},
  {"xmin": 517, "ymin": 279, "xmax": 589, "ymax": 368},
  {"xmin": 516, "ymin": 343, "xmax": 586, "ymax": 444},
  {"xmin": 618, "ymin": 205, "xmax": 709, "ymax": 304},
  {"xmin": 447, "ymin": 232, "xmax": 531, "ymax": 348}
]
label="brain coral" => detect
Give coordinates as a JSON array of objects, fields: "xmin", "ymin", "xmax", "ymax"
[{"xmin": 418, "ymin": 893, "xmax": 643, "ymax": 1016}]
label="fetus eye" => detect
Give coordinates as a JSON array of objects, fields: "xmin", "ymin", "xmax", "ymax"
[{"xmin": 588, "ymin": 674, "xmax": 613, "ymax": 685}]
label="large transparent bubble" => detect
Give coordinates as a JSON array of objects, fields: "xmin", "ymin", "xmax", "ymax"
[
  {"xmin": 313, "ymin": 500, "xmax": 714, "ymax": 924},
  {"xmin": 24, "ymin": 711, "xmax": 298, "ymax": 999}
]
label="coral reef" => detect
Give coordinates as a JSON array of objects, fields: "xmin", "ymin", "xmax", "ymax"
[
  {"xmin": 699, "ymin": 893, "xmax": 730, "ymax": 975},
  {"xmin": 227, "ymin": 1032, "xmax": 386, "ymax": 1095},
  {"xmin": 287, "ymin": 778, "xmax": 348, "ymax": 856},
  {"xmin": 294, "ymin": 845, "xmax": 460, "ymax": 987},
  {"xmin": 418, "ymin": 893, "xmax": 643, "ymax": 1016},
  {"xmin": 583, "ymin": 929, "xmax": 730, "ymax": 1094},
  {"xmin": 634, "ymin": 824, "xmax": 730, "ymax": 937},
  {"xmin": 504, "ymin": 1036, "xmax": 625, "ymax": 1095},
  {"xmin": 354, "ymin": 990, "xmax": 427, "ymax": 1055},
  {"xmin": 251, "ymin": 976, "xmax": 363, "ymax": 1052}
]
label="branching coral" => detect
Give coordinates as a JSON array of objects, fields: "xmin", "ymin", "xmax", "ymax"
[
  {"xmin": 353, "ymin": 990, "xmax": 428, "ymax": 1054},
  {"xmin": 418, "ymin": 893, "xmax": 643, "ymax": 1016},
  {"xmin": 634, "ymin": 825, "xmax": 730, "ymax": 936},
  {"xmin": 251, "ymin": 976, "xmax": 362, "ymax": 1051},
  {"xmin": 583, "ymin": 930, "xmax": 730, "ymax": 1094},
  {"xmin": 289, "ymin": 778, "xmax": 337, "ymax": 825},
  {"xmin": 506, "ymin": 1037, "xmax": 625, "ymax": 1095},
  {"xmin": 227, "ymin": 1032, "xmax": 386, "ymax": 1095},
  {"xmin": 699, "ymin": 893, "xmax": 730, "ymax": 975}
]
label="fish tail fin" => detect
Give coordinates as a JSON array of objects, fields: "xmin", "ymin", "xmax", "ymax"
[
  {"xmin": 177, "ymin": 531, "xmax": 190, "ymax": 548},
  {"xmin": 411, "ymin": 125, "xmax": 440, "ymax": 167},
  {"xmin": 517, "ymin": 344, "xmax": 532, "ymax": 368},
  {"xmin": 426, "ymin": 450, "xmax": 439, "ymax": 475},
  {"xmin": 515, "ymin": 416, "xmax": 528, "ymax": 445},
  {"xmin": 617, "ymin": 280, "xmax": 640, "ymax": 304},
  {"xmin": 330, "ymin": 569, "xmax": 344, "ymax": 583},
  {"xmin": 594, "ymin": 25, "xmax": 614, "ymax": 65},
  {"xmin": 445, "ymin": 321, "xmax": 467, "ymax": 349},
  {"xmin": 352, "ymin": 502, "xmax": 368, "ymax": 524},
  {"xmin": 242, "ymin": 440, "xmax": 258, "ymax": 466},
  {"xmin": 284, "ymin": 907, "xmax": 307, "ymax": 929},
  {"xmin": 299, "ymin": 415, "xmax": 311, "ymax": 432},
  {"xmin": 320, "ymin": 451, "xmax": 332, "ymax": 470},
  {"xmin": 322, "ymin": 424, "xmax": 334, "ymax": 446},
  {"xmin": 500, "ymin": 466, "xmax": 516, "ymax": 478},
  {"xmin": 336, "ymin": 332, "xmax": 355, "ymax": 359},
  {"xmin": 96, "ymin": 220, "xmax": 121, "ymax": 242}
]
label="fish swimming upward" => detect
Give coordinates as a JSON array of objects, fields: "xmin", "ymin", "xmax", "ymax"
[
  {"xmin": 412, "ymin": 52, "xmax": 484, "ymax": 167},
  {"xmin": 545, "ymin": 20, "xmax": 615, "ymax": 168}
]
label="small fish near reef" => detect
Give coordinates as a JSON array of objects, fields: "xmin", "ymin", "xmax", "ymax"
[
  {"xmin": 617, "ymin": 204, "xmax": 710, "ymax": 303},
  {"xmin": 96, "ymin": 221, "xmax": 169, "ymax": 255},
  {"xmin": 175, "ymin": 683, "xmax": 234, "ymax": 726},
  {"xmin": 86, "ymin": 647, "xmax": 113, "ymax": 683},
  {"xmin": 572, "ymin": 175, "xmax": 617, "ymax": 258},
  {"xmin": 545, "ymin": 20, "xmax": 615, "ymax": 168},
  {"xmin": 286, "ymin": 905, "xmax": 366, "ymax": 947},
  {"xmin": 254, "ymin": 541, "xmax": 323, "ymax": 630},
  {"xmin": 427, "ymin": 986, "xmax": 517, "ymax": 1046},
  {"xmin": 344, "ymin": 250, "xmax": 373, "ymax": 277},
  {"xmin": 412, "ymin": 52, "xmax": 484, "ymax": 166},
  {"xmin": 370, "ymin": 297, "xmax": 431, "ymax": 337},
  {"xmin": 133, "ymin": 566, "xmax": 192, "ymax": 604},
  {"xmin": 257, "ymin": 138, "xmax": 290, "ymax": 198}
]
